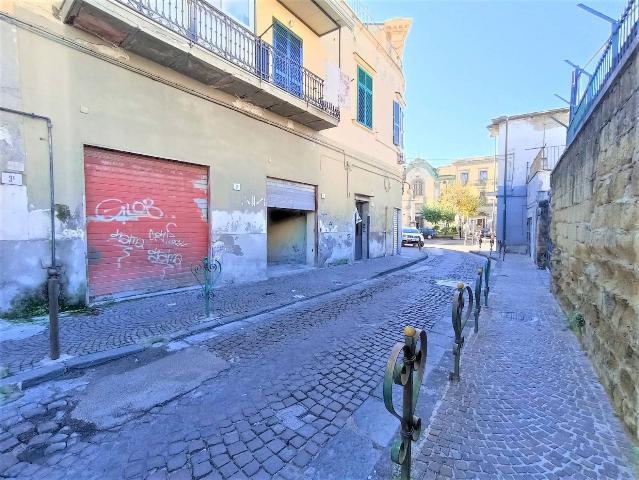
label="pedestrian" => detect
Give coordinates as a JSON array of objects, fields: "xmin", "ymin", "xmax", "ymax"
[
  {"xmin": 478, "ymin": 235, "xmax": 483, "ymax": 249},
  {"xmin": 489, "ymin": 234, "xmax": 495, "ymax": 253}
]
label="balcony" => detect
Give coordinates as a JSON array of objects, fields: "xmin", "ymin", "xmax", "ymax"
[{"xmin": 62, "ymin": 0, "xmax": 340, "ymax": 130}]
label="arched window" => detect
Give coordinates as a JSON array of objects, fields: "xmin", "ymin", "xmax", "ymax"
[{"xmin": 412, "ymin": 178, "xmax": 424, "ymax": 196}]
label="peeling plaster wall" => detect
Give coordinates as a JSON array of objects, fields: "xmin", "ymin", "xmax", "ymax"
[
  {"xmin": 0, "ymin": 5, "xmax": 403, "ymax": 314},
  {"xmin": 551, "ymin": 43, "xmax": 639, "ymax": 438}
]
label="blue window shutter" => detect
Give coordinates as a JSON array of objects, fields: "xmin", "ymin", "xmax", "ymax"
[
  {"xmin": 393, "ymin": 101, "xmax": 400, "ymax": 145},
  {"xmin": 357, "ymin": 84, "xmax": 366, "ymax": 124},
  {"xmin": 357, "ymin": 67, "xmax": 373, "ymax": 129},
  {"xmin": 288, "ymin": 33, "xmax": 303, "ymax": 97},
  {"xmin": 400, "ymin": 106, "xmax": 404, "ymax": 148},
  {"xmin": 366, "ymin": 87, "xmax": 372, "ymax": 128},
  {"xmin": 272, "ymin": 22, "xmax": 303, "ymax": 96},
  {"xmin": 273, "ymin": 23, "xmax": 288, "ymax": 90}
]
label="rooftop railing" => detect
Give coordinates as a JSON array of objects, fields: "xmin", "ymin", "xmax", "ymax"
[
  {"xmin": 567, "ymin": 0, "xmax": 638, "ymax": 143},
  {"xmin": 118, "ymin": 0, "xmax": 340, "ymax": 120}
]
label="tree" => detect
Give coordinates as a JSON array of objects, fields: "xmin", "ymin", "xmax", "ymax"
[
  {"xmin": 421, "ymin": 203, "xmax": 456, "ymax": 228},
  {"xmin": 440, "ymin": 184, "xmax": 480, "ymax": 220}
]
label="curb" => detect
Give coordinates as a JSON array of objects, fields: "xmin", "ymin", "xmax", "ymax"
[{"xmin": 0, "ymin": 253, "xmax": 429, "ymax": 392}]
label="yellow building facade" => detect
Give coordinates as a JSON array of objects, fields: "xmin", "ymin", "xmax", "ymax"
[
  {"xmin": 0, "ymin": 0, "xmax": 411, "ymax": 314},
  {"xmin": 402, "ymin": 156, "xmax": 497, "ymax": 229},
  {"xmin": 437, "ymin": 156, "xmax": 498, "ymax": 230}
]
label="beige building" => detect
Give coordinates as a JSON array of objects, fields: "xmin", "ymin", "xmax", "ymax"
[
  {"xmin": 0, "ymin": 0, "xmax": 411, "ymax": 314},
  {"xmin": 401, "ymin": 156, "xmax": 497, "ymax": 229},
  {"xmin": 402, "ymin": 159, "xmax": 439, "ymax": 227},
  {"xmin": 437, "ymin": 156, "xmax": 498, "ymax": 230}
]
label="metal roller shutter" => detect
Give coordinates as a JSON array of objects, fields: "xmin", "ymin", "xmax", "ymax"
[
  {"xmin": 266, "ymin": 178, "xmax": 315, "ymax": 211},
  {"xmin": 84, "ymin": 147, "xmax": 209, "ymax": 299}
]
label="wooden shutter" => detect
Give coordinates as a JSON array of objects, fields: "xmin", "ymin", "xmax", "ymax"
[
  {"xmin": 357, "ymin": 67, "xmax": 373, "ymax": 128},
  {"xmin": 393, "ymin": 101, "xmax": 400, "ymax": 145}
]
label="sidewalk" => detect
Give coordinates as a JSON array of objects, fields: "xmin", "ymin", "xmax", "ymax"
[
  {"xmin": 0, "ymin": 249, "xmax": 427, "ymax": 383},
  {"xmin": 411, "ymin": 254, "xmax": 638, "ymax": 479}
]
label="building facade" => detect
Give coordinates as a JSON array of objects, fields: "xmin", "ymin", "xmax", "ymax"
[
  {"xmin": 402, "ymin": 159, "xmax": 439, "ymax": 227},
  {"xmin": 0, "ymin": 0, "xmax": 411, "ymax": 314},
  {"xmin": 436, "ymin": 156, "xmax": 497, "ymax": 231},
  {"xmin": 487, "ymin": 108, "xmax": 569, "ymax": 255},
  {"xmin": 401, "ymin": 156, "xmax": 497, "ymax": 231}
]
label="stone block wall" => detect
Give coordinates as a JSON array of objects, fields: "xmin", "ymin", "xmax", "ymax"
[{"xmin": 551, "ymin": 42, "xmax": 639, "ymax": 438}]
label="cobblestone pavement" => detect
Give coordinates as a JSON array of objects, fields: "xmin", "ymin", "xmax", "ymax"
[
  {"xmin": 0, "ymin": 250, "xmax": 636, "ymax": 480},
  {"xmin": 0, "ymin": 249, "xmax": 425, "ymax": 376},
  {"xmin": 0, "ymin": 248, "xmax": 479, "ymax": 479},
  {"xmin": 413, "ymin": 254, "xmax": 638, "ymax": 480}
]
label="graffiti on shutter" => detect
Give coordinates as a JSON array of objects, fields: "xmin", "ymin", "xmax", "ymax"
[{"xmin": 84, "ymin": 147, "xmax": 209, "ymax": 299}]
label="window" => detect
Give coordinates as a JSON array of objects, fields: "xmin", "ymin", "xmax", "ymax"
[
  {"xmin": 209, "ymin": 0, "xmax": 254, "ymax": 30},
  {"xmin": 393, "ymin": 101, "xmax": 404, "ymax": 147},
  {"xmin": 460, "ymin": 172, "xmax": 469, "ymax": 185},
  {"xmin": 479, "ymin": 170, "xmax": 488, "ymax": 184},
  {"xmin": 357, "ymin": 66, "xmax": 373, "ymax": 129},
  {"xmin": 273, "ymin": 22, "xmax": 303, "ymax": 97},
  {"xmin": 412, "ymin": 178, "xmax": 424, "ymax": 196}
]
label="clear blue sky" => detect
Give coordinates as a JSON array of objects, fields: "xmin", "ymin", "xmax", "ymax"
[{"xmin": 365, "ymin": 0, "xmax": 627, "ymax": 166}]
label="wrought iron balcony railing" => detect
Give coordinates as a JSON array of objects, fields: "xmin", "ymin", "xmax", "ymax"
[{"xmin": 117, "ymin": 0, "xmax": 340, "ymax": 120}]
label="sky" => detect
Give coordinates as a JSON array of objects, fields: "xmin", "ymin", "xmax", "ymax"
[{"xmin": 364, "ymin": 0, "xmax": 627, "ymax": 166}]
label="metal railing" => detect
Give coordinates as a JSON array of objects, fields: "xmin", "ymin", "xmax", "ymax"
[
  {"xmin": 118, "ymin": 0, "xmax": 340, "ymax": 119},
  {"xmin": 526, "ymin": 145, "xmax": 565, "ymax": 181},
  {"xmin": 567, "ymin": 0, "xmax": 638, "ymax": 142}
]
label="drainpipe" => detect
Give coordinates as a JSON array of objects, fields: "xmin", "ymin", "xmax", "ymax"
[
  {"xmin": 502, "ymin": 117, "xmax": 509, "ymax": 247},
  {"xmin": 0, "ymin": 106, "xmax": 60, "ymax": 359}
]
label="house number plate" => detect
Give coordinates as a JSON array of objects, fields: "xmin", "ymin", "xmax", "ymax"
[{"xmin": 1, "ymin": 172, "xmax": 23, "ymax": 185}]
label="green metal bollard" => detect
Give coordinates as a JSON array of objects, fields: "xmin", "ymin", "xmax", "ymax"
[
  {"xmin": 191, "ymin": 257, "xmax": 222, "ymax": 317},
  {"xmin": 384, "ymin": 326, "xmax": 427, "ymax": 480},
  {"xmin": 450, "ymin": 283, "xmax": 473, "ymax": 383},
  {"xmin": 484, "ymin": 258, "xmax": 491, "ymax": 307},
  {"xmin": 474, "ymin": 268, "xmax": 483, "ymax": 334}
]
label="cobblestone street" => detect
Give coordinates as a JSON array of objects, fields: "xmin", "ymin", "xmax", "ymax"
[
  {"xmin": 0, "ymin": 249, "xmax": 426, "ymax": 377},
  {"xmin": 0, "ymin": 248, "xmax": 636, "ymax": 479}
]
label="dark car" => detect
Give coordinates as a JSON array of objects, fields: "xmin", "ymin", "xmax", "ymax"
[{"xmin": 419, "ymin": 227, "xmax": 437, "ymax": 240}]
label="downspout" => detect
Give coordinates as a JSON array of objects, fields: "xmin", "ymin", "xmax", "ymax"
[
  {"xmin": 502, "ymin": 117, "xmax": 509, "ymax": 248},
  {"xmin": 0, "ymin": 106, "xmax": 60, "ymax": 359}
]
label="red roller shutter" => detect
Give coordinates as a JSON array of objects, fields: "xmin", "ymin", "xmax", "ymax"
[{"xmin": 84, "ymin": 147, "xmax": 209, "ymax": 299}]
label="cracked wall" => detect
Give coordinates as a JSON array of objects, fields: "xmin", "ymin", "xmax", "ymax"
[{"xmin": 0, "ymin": 10, "xmax": 403, "ymax": 313}]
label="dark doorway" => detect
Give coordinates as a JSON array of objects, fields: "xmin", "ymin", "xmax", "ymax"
[
  {"xmin": 354, "ymin": 200, "xmax": 369, "ymax": 261},
  {"xmin": 267, "ymin": 208, "xmax": 307, "ymax": 265}
]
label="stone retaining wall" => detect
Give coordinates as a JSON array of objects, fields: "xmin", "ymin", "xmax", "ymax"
[{"xmin": 551, "ymin": 42, "xmax": 639, "ymax": 438}]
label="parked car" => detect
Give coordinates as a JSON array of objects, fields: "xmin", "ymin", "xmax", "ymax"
[
  {"xmin": 402, "ymin": 227, "xmax": 424, "ymax": 247},
  {"xmin": 419, "ymin": 227, "xmax": 437, "ymax": 240},
  {"xmin": 480, "ymin": 227, "xmax": 492, "ymax": 238}
]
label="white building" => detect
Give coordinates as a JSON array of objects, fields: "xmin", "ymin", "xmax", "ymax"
[{"xmin": 488, "ymin": 108, "xmax": 569, "ymax": 259}]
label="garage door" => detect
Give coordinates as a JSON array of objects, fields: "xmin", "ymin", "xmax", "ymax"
[
  {"xmin": 266, "ymin": 178, "xmax": 315, "ymax": 211},
  {"xmin": 84, "ymin": 147, "xmax": 209, "ymax": 299}
]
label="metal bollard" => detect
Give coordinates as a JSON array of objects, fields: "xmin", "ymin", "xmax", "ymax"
[
  {"xmin": 484, "ymin": 257, "xmax": 491, "ymax": 307},
  {"xmin": 191, "ymin": 257, "xmax": 222, "ymax": 317},
  {"xmin": 450, "ymin": 283, "xmax": 473, "ymax": 383},
  {"xmin": 474, "ymin": 268, "xmax": 482, "ymax": 334},
  {"xmin": 384, "ymin": 326, "xmax": 427, "ymax": 480}
]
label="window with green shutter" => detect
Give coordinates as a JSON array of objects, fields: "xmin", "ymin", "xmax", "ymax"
[
  {"xmin": 393, "ymin": 101, "xmax": 404, "ymax": 147},
  {"xmin": 357, "ymin": 66, "xmax": 373, "ymax": 129}
]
